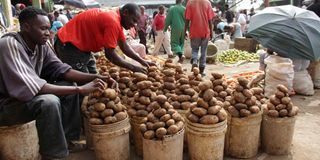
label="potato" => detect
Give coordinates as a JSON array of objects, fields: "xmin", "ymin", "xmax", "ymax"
[
  {"xmin": 190, "ymin": 80, "xmax": 200, "ymax": 86},
  {"xmin": 115, "ymin": 103, "xmax": 125, "ymax": 112},
  {"xmin": 166, "ymin": 119, "xmax": 175, "ymax": 127},
  {"xmin": 148, "ymin": 71, "xmax": 158, "ymax": 78},
  {"xmin": 202, "ymin": 89, "xmax": 214, "ymax": 101},
  {"xmin": 270, "ymin": 95, "xmax": 281, "ymax": 105},
  {"xmin": 190, "ymin": 102, "xmax": 197, "ymax": 111},
  {"xmin": 114, "ymin": 97, "xmax": 121, "ymax": 104},
  {"xmin": 119, "ymin": 83, "xmax": 127, "ymax": 90},
  {"xmin": 163, "ymin": 69, "xmax": 175, "ymax": 77},
  {"xmin": 146, "ymin": 122, "xmax": 154, "ymax": 130},
  {"xmin": 240, "ymin": 109, "xmax": 251, "ymax": 117},
  {"xmin": 275, "ymin": 90, "xmax": 285, "ymax": 99},
  {"xmin": 90, "ymin": 111, "xmax": 100, "ymax": 118},
  {"xmin": 147, "ymin": 113, "xmax": 157, "ymax": 122},
  {"xmin": 88, "ymin": 98, "xmax": 98, "ymax": 105},
  {"xmin": 196, "ymin": 98, "xmax": 209, "ymax": 109},
  {"xmin": 199, "ymin": 80, "xmax": 213, "ymax": 91},
  {"xmin": 115, "ymin": 112, "xmax": 127, "ymax": 121},
  {"xmin": 214, "ymin": 85, "xmax": 224, "ymax": 93},
  {"xmin": 136, "ymin": 110, "xmax": 148, "ymax": 117},
  {"xmin": 154, "ymin": 108, "xmax": 167, "ymax": 118},
  {"xmin": 176, "ymin": 121, "xmax": 184, "ymax": 131},
  {"xmin": 217, "ymin": 109, "xmax": 227, "ymax": 121},
  {"xmin": 286, "ymin": 102, "xmax": 293, "ymax": 110},
  {"xmin": 191, "ymin": 94, "xmax": 199, "ymax": 102},
  {"xmin": 156, "ymin": 95, "xmax": 168, "ymax": 104},
  {"xmin": 178, "ymin": 95, "xmax": 191, "ymax": 102},
  {"xmin": 137, "ymin": 81, "xmax": 153, "ymax": 90},
  {"xmin": 237, "ymin": 77, "xmax": 249, "ymax": 88},
  {"xmin": 261, "ymin": 104, "xmax": 268, "ymax": 114},
  {"xmin": 245, "ymin": 98, "xmax": 256, "ymax": 106},
  {"xmin": 89, "ymin": 118, "xmax": 103, "ymax": 125},
  {"xmin": 153, "ymin": 121, "xmax": 166, "ymax": 130},
  {"xmin": 127, "ymin": 108, "xmax": 137, "ymax": 116},
  {"xmin": 211, "ymin": 73, "xmax": 223, "ymax": 79},
  {"xmin": 148, "ymin": 101, "xmax": 160, "ymax": 110},
  {"xmin": 135, "ymin": 103, "xmax": 146, "ymax": 110},
  {"xmin": 275, "ymin": 104, "xmax": 287, "ymax": 111},
  {"xmin": 171, "ymin": 101, "xmax": 181, "ymax": 109},
  {"xmin": 172, "ymin": 113, "xmax": 183, "ymax": 122},
  {"xmin": 192, "ymin": 67, "xmax": 200, "ymax": 75},
  {"xmin": 138, "ymin": 96, "xmax": 150, "ymax": 106},
  {"xmin": 148, "ymin": 66, "xmax": 158, "ymax": 72},
  {"xmin": 133, "ymin": 72, "xmax": 148, "ymax": 81},
  {"xmin": 234, "ymin": 91, "xmax": 246, "ymax": 103},
  {"xmin": 235, "ymin": 103, "xmax": 248, "ymax": 110},
  {"xmin": 267, "ymin": 102, "xmax": 275, "ymax": 110},
  {"xmin": 187, "ymin": 113, "xmax": 199, "ymax": 123},
  {"xmin": 168, "ymin": 109, "xmax": 177, "ymax": 115},
  {"xmin": 167, "ymin": 125, "xmax": 179, "ymax": 135},
  {"xmin": 100, "ymin": 109, "xmax": 114, "ymax": 117},
  {"xmin": 140, "ymin": 124, "xmax": 147, "ymax": 133},
  {"xmin": 208, "ymin": 105, "xmax": 221, "ymax": 115},
  {"xmin": 163, "ymin": 102, "xmax": 173, "ymax": 110},
  {"xmin": 222, "ymin": 101, "xmax": 231, "ymax": 109},
  {"xmin": 109, "ymin": 67, "xmax": 119, "ymax": 73},
  {"xmin": 104, "ymin": 89, "xmax": 117, "ymax": 100},
  {"xmin": 140, "ymin": 89, "xmax": 152, "ymax": 97},
  {"xmin": 209, "ymin": 97, "xmax": 218, "ymax": 106},
  {"xmin": 163, "ymin": 76, "xmax": 175, "ymax": 83},
  {"xmin": 243, "ymin": 89, "xmax": 253, "ymax": 98},
  {"xmin": 268, "ymin": 110, "xmax": 279, "ymax": 118},
  {"xmin": 288, "ymin": 106, "xmax": 299, "ymax": 117},
  {"xmin": 219, "ymin": 91, "xmax": 228, "ymax": 98},
  {"xmin": 119, "ymin": 77, "xmax": 131, "ymax": 84},
  {"xmin": 249, "ymin": 106, "xmax": 260, "ymax": 113},
  {"xmin": 156, "ymin": 127, "xmax": 167, "ymax": 139},
  {"xmin": 178, "ymin": 78, "xmax": 189, "ymax": 85},
  {"xmin": 181, "ymin": 102, "xmax": 191, "ymax": 110},
  {"xmin": 200, "ymin": 115, "xmax": 219, "ymax": 124},
  {"xmin": 279, "ymin": 109, "xmax": 288, "ymax": 117},
  {"xmin": 179, "ymin": 84, "xmax": 190, "ymax": 91},
  {"xmin": 235, "ymin": 85, "xmax": 244, "ymax": 92},
  {"xmin": 119, "ymin": 71, "xmax": 131, "ymax": 78},
  {"xmin": 192, "ymin": 107, "xmax": 208, "ymax": 117},
  {"xmin": 281, "ymin": 97, "xmax": 291, "ymax": 105},
  {"xmin": 94, "ymin": 103, "xmax": 106, "ymax": 112},
  {"xmin": 160, "ymin": 114, "xmax": 171, "ymax": 122},
  {"xmin": 228, "ymin": 106, "xmax": 240, "ymax": 117},
  {"xmin": 144, "ymin": 130, "xmax": 155, "ymax": 139},
  {"xmin": 104, "ymin": 116, "xmax": 117, "ymax": 124},
  {"xmin": 277, "ymin": 84, "xmax": 288, "ymax": 94},
  {"xmin": 184, "ymin": 88, "xmax": 196, "ymax": 96}
]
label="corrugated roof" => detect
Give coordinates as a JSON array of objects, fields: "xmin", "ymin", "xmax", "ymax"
[{"xmin": 97, "ymin": 0, "xmax": 175, "ymax": 6}]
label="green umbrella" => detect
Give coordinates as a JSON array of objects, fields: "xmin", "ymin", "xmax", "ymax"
[{"xmin": 247, "ymin": 5, "xmax": 320, "ymax": 60}]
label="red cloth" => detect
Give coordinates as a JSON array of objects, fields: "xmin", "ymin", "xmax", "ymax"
[
  {"xmin": 57, "ymin": 8, "xmax": 126, "ymax": 52},
  {"xmin": 153, "ymin": 14, "xmax": 166, "ymax": 31},
  {"xmin": 185, "ymin": 0, "xmax": 215, "ymax": 39}
]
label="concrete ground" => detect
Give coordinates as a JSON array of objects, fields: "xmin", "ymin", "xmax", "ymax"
[{"xmin": 68, "ymin": 61, "xmax": 320, "ymax": 160}]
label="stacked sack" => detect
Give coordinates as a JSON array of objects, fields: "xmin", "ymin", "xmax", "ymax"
[
  {"xmin": 227, "ymin": 77, "xmax": 261, "ymax": 118},
  {"xmin": 263, "ymin": 85, "xmax": 299, "ymax": 117},
  {"xmin": 140, "ymin": 95, "xmax": 185, "ymax": 140},
  {"xmin": 186, "ymin": 80, "xmax": 227, "ymax": 124}
]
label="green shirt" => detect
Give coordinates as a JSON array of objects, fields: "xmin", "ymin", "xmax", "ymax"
[{"xmin": 164, "ymin": 4, "xmax": 185, "ymax": 32}]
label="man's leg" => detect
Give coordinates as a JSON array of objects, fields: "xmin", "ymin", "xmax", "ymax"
[
  {"xmin": 199, "ymin": 38, "xmax": 209, "ymax": 76},
  {"xmin": 152, "ymin": 31, "xmax": 165, "ymax": 55},
  {"xmin": 163, "ymin": 31, "xmax": 173, "ymax": 58},
  {"xmin": 138, "ymin": 30, "xmax": 148, "ymax": 54},
  {"xmin": 190, "ymin": 38, "xmax": 201, "ymax": 69}
]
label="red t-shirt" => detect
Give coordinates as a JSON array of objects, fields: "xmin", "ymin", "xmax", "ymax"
[
  {"xmin": 185, "ymin": 0, "xmax": 215, "ymax": 39},
  {"xmin": 153, "ymin": 14, "xmax": 166, "ymax": 31},
  {"xmin": 57, "ymin": 8, "xmax": 126, "ymax": 52}
]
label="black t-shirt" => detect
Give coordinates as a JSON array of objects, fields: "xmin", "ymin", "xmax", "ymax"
[
  {"xmin": 225, "ymin": 10, "xmax": 234, "ymax": 23},
  {"xmin": 307, "ymin": 3, "xmax": 320, "ymax": 17}
]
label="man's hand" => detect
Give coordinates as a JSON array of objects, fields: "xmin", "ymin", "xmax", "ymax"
[
  {"xmin": 132, "ymin": 65, "xmax": 147, "ymax": 74},
  {"xmin": 98, "ymin": 75, "xmax": 119, "ymax": 92},
  {"xmin": 78, "ymin": 78, "xmax": 106, "ymax": 95}
]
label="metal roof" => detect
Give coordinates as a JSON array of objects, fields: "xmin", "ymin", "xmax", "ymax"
[{"xmin": 97, "ymin": 0, "xmax": 175, "ymax": 6}]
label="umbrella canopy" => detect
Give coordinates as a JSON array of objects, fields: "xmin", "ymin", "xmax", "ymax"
[
  {"xmin": 64, "ymin": 0, "xmax": 100, "ymax": 9},
  {"xmin": 247, "ymin": 5, "xmax": 320, "ymax": 60}
]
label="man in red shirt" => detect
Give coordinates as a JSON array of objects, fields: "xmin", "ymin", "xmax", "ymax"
[
  {"xmin": 185, "ymin": 0, "xmax": 215, "ymax": 76},
  {"xmin": 55, "ymin": 3, "xmax": 152, "ymax": 74}
]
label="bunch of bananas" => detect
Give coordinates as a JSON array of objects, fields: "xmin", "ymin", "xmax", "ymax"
[{"xmin": 217, "ymin": 49, "xmax": 259, "ymax": 64}]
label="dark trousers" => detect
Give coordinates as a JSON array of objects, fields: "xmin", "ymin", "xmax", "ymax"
[
  {"xmin": 0, "ymin": 81, "xmax": 80, "ymax": 159},
  {"xmin": 54, "ymin": 37, "xmax": 97, "ymax": 75},
  {"xmin": 138, "ymin": 30, "xmax": 148, "ymax": 54}
]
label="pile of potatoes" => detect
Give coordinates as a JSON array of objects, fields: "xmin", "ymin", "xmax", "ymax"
[
  {"xmin": 162, "ymin": 68, "xmax": 176, "ymax": 98},
  {"xmin": 83, "ymin": 88, "xmax": 128, "ymax": 125},
  {"xmin": 263, "ymin": 85, "xmax": 299, "ymax": 118},
  {"xmin": 226, "ymin": 77, "xmax": 261, "ymax": 118},
  {"xmin": 127, "ymin": 72, "xmax": 158, "ymax": 117},
  {"xmin": 186, "ymin": 80, "xmax": 227, "ymax": 124},
  {"xmin": 210, "ymin": 73, "xmax": 233, "ymax": 102},
  {"xmin": 140, "ymin": 95, "xmax": 185, "ymax": 140},
  {"xmin": 147, "ymin": 66, "xmax": 163, "ymax": 92},
  {"xmin": 170, "ymin": 77, "xmax": 198, "ymax": 110},
  {"xmin": 188, "ymin": 67, "xmax": 203, "ymax": 92},
  {"xmin": 251, "ymin": 87, "xmax": 267, "ymax": 105}
]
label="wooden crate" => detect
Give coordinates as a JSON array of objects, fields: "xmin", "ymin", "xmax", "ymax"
[{"xmin": 234, "ymin": 38, "xmax": 258, "ymax": 53}]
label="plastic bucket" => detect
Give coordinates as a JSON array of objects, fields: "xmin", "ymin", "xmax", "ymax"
[
  {"xmin": 225, "ymin": 111, "xmax": 262, "ymax": 158},
  {"xmin": 129, "ymin": 116, "xmax": 146, "ymax": 157},
  {"xmin": 261, "ymin": 115, "xmax": 296, "ymax": 155},
  {"xmin": 143, "ymin": 129, "xmax": 184, "ymax": 160},
  {"xmin": 0, "ymin": 120, "xmax": 40, "ymax": 160},
  {"xmin": 177, "ymin": 109, "xmax": 188, "ymax": 149},
  {"xmin": 186, "ymin": 118, "xmax": 227, "ymax": 160},
  {"xmin": 90, "ymin": 116, "xmax": 131, "ymax": 160}
]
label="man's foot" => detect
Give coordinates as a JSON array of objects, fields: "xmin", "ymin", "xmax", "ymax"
[
  {"xmin": 178, "ymin": 55, "xmax": 185, "ymax": 63},
  {"xmin": 200, "ymin": 67, "xmax": 206, "ymax": 77},
  {"xmin": 68, "ymin": 141, "xmax": 86, "ymax": 153},
  {"xmin": 168, "ymin": 54, "xmax": 176, "ymax": 59}
]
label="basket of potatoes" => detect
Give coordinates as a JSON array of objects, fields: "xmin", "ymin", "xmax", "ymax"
[
  {"xmin": 140, "ymin": 95, "xmax": 185, "ymax": 160},
  {"xmin": 261, "ymin": 84, "xmax": 298, "ymax": 155},
  {"xmin": 185, "ymin": 80, "xmax": 228, "ymax": 160}
]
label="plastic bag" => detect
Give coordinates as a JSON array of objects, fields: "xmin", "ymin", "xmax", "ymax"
[
  {"xmin": 293, "ymin": 70, "xmax": 314, "ymax": 96},
  {"xmin": 184, "ymin": 38, "xmax": 192, "ymax": 59},
  {"xmin": 264, "ymin": 55, "xmax": 294, "ymax": 98},
  {"xmin": 307, "ymin": 60, "xmax": 320, "ymax": 88}
]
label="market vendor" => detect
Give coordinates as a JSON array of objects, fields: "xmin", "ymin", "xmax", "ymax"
[
  {"xmin": 223, "ymin": 22, "xmax": 242, "ymax": 41},
  {"xmin": 0, "ymin": 7, "xmax": 117, "ymax": 159},
  {"xmin": 55, "ymin": 3, "xmax": 153, "ymax": 74}
]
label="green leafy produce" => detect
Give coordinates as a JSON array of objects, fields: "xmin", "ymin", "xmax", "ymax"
[{"xmin": 217, "ymin": 49, "xmax": 259, "ymax": 64}]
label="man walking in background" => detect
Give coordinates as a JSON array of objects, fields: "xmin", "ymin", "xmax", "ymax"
[
  {"xmin": 185, "ymin": 0, "xmax": 215, "ymax": 76},
  {"xmin": 137, "ymin": 6, "xmax": 149, "ymax": 54},
  {"xmin": 164, "ymin": 0, "xmax": 186, "ymax": 63}
]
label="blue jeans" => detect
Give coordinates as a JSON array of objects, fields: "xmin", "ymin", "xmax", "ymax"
[
  {"xmin": 190, "ymin": 38, "xmax": 209, "ymax": 68},
  {"xmin": 0, "ymin": 81, "xmax": 80, "ymax": 159}
]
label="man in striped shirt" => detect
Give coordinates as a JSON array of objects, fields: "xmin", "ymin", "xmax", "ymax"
[{"xmin": 0, "ymin": 7, "xmax": 115, "ymax": 159}]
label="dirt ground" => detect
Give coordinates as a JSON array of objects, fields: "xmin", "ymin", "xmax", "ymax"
[{"xmin": 68, "ymin": 60, "xmax": 320, "ymax": 160}]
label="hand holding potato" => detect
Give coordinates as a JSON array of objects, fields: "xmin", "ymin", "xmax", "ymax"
[{"xmin": 79, "ymin": 78, "xmax": 106, "ymax": 95}]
